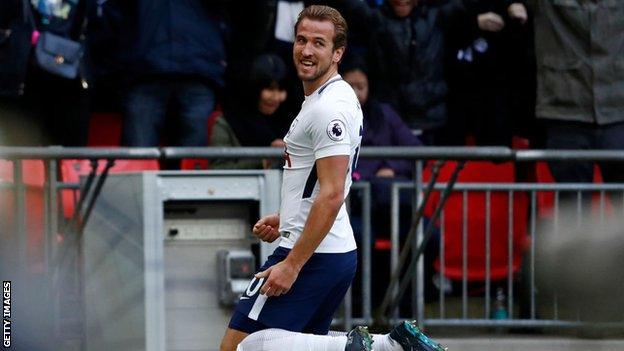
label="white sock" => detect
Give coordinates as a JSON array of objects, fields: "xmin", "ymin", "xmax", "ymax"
[
  {"xmin": 328, "ymin": 330, "xmax": 402, "ymax": 351},
  {"xmin": 236, "ymin": 328, "xmax": 347, "ymax": 351},
  {"xmin": 371, "ymin": 334, "xmax": 402, "ymax": 351}
]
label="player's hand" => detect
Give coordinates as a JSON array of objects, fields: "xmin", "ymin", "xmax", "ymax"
[
  {"xmin": 252, "ymin": 214, "xmax": 281, "ymax": 243},
  {"xmin": 376, "ymin": 168, "xmax": 395, "ymax": 178},
  {"xmin": 262, "ymin": 158, "xmax": 274, "ymax": 170},
  {"xmin": 255, "ymin": 261, "xmax": 300, "ymax": 297},
  {"xmin": 508, "ymin": 3, "xmax": 528, "ymax": 25},
  {"xmin": 478, "ymin": 12, "xmax": 505, "ymax": 32},
  {"xmin": 270, "ymin": 138, "xmax": 286, "ymax": 148}
]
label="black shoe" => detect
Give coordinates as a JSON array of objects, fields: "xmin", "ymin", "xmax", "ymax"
[
  {"xmin": 389, "ymin": 320, "xmax": 446, "ymax": 351},
  {"xmin": 344, "ymin": 325, "xmax": 373, "ymax": 351}
]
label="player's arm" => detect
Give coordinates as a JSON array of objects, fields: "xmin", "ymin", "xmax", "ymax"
[
  {"xmin": 256, "ymin": 154, "xmax": 349, "ymax": 296},
  {"xmin": 285, "ymin": 154, "xmax": 349, "ymax": 267}
]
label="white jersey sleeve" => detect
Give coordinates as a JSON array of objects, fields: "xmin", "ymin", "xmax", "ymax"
[{"xmin": 306, "ymin": 107, "xmax": 352, "ymax": 160}]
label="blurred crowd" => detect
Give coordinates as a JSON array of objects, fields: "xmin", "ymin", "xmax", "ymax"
[
  {"xmin": 0, "ymin": 0, "xmax": 531, "ymax": 147},
  {"xmin": 0, "ymin": 0, "xmax": 623, "ymax": 179}
]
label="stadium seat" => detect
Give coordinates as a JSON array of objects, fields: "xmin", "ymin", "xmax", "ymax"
[
  {"xmin": 511, "ymin": 136, "xmax": 530, "ymax": 150},
  {"xmin": 87, "ymin": 113, "xmax": 123, "ymax": 146},
  {"xmin": 180, "ymin": 158, "xmax": 210, "ymax": 170},
  {"xmin": 535, "ymin": 161, "xmax": 612, "ymax": 219},
  {"xmin": 0, "ymin": 160, "xmax": 46, "ymax": 273},
  {"xmin": 374, "ymin": 238, "xmax": 392, "ymax": 251},
  {"xmin": 423, "ymin": 161, "xmax": 528, "ymax": 282},
  {"xmin": 535, "ymin": 161, "xmax": 556, "ymax": 219}
]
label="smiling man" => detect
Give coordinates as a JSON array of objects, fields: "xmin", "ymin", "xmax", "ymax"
[
  {"xmin": 219, "ymin": 5, "xmax": 444, "ymax": 351},
  {"xmin": 219, "ymin": 5, "xmax": 367, "ymax": 350}
]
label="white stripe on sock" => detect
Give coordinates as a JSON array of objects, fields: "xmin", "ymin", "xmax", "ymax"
[
  {"xmin": 373, "ymin": 334, "xmax": 403, "ymax": 351},
  {"xmin": 248, "ymin": 294, "xmax": 268, "ymax": 321}
]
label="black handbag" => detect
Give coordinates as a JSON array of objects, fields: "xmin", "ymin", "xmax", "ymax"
[
  {"xmin": 25, "ymin": 0, "xmax": 87, "ymax": 80},
  {"xmin": 34, "ymin": 31, "xmax": 83, "ymax": 79}
]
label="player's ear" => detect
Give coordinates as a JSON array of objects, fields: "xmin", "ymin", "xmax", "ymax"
[{"xmin": 332, "ymin": 46, "xmax": 345, "ymax": 64}]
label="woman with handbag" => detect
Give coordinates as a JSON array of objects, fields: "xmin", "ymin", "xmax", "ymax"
[{"xmin": 0, "ymin": 0, "xmax": 90, "ymax": 146}]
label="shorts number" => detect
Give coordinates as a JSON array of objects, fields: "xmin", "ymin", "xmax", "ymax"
[{"xmin": 245, "ymin": 276, "xmax": 265, "ymax": 297}]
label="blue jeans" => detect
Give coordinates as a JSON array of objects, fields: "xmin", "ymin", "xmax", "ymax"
[
  {"xmin": 546, "ymin": 120, "xmax": 624, "ymax": 183},
  {"xmin": 546, "ymin": 120, "xmax": 624, "ymax": 207},
  {"xmin": 122, "ymin": 77, "xmax": 216, "ymax": 146}
]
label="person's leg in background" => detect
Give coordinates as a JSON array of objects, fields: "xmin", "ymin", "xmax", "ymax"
[
  {"xmin": 34, "ymin": 71, "xmax": 90, "ymax": 146},
  {"xmin": 174, "ymin": 79, "xmax": 216, "ymax": 146},
  {"xmin": 121, "ymin": 77, "xmax": 172, "ymax": 146},
  {"xmin": 597, "ymin": 121, "xmax": 624, "ymax": 212},
  {"xmin": 545, "ymin": 121, "xmax": 594, "ymax": 208}
]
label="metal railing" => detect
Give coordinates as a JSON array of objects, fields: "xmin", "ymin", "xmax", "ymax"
[
  {"xmin": 388, "ymin": 181, "xmax": 624, "ymax": 330},
  {"xmin": 1, "ymin": 146, "xmax": 624, "ymax": 349}
]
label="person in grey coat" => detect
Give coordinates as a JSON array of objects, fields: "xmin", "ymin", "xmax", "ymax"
[{"xmin": 524, "ymin": 1, "xmax": 624, "ymax": 190}]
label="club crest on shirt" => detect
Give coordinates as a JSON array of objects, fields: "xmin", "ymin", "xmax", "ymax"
[{"xmin": 326, "ymin": 119, "xmax": 345, "ymax": 141}]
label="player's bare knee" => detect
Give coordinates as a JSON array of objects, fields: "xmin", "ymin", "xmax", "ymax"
[
  {"xmin": 219, "ymin": 338, "xmax": 236, "ymax": 351},
  {"xmin": 220, "ymin": 328, "xmax": 248, "ymax": 351}
]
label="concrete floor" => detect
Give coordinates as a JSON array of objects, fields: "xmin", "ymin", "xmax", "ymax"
[{"xmin": 436, "ymin": 336, "xmax": 624, "ymax": 351}]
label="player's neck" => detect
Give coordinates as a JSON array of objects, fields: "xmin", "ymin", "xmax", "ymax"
[{"xmin": 302, "ymin": 66, "xmax": 339, "ymax": 96}]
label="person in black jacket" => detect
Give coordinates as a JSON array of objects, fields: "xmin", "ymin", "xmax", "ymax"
[
  {"xmin": 329, "ymin": 0, "xmax": 525, "ymax": 144},
  {"xmin": 439, "ymin": 0, "xmax": 534, "ymax": 147},
  {"xmin": 0, "ymin": 0, "xmax": 90, "ymax": 146},
  {"xmin": 210, "ymin": 54, "xmax": 291, "ymax": 169},
  {"xmin": 120, "ymin": 0, "xmax": 229, "ymax": 147}
]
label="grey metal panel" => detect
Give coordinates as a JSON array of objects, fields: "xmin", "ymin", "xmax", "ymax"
[
  {"xmin": 158, "ymin": 170, "xmax": 279, "ymax": 200},
  {"xmin": 255, "ymin": 171, "xmax": 282, "ymax": 264},
  {"xmin": 84, "ymin": 173, "xmax": 148, "ymax": 351},
  {"xmin": 160, "ymin": 176, "xmax": 262, "ymax": 200},
  {"xmin": 164, "ymin": 241, "xmax": 248, "ymax": 351},
  {"xmin": 143, "ymin": 173, "xmax": 166, "ymax": 351},
  {"xmin": 159, "ymin": 170, "xmax": 281, "ymax": 264},
  {"xmin": 83, "ymin": 171, "xmax": 282, "ymax": 351}
]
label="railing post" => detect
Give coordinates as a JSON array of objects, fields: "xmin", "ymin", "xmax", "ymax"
[
  {"xmin": 14, "ymin": 160, "xmax": 27, "ymax": 275},
  {"xmin": 44, "ymin": 159, "xmax": 58, "ymax": 273},
  {"xmin": 390, "ymin": 182, "xmax": 400, "ymax": 320},
  {"xmin": 415, "ymin": 160, "xmax": 425, "ymax": 326},
  {"xmin": 361, "ymin": 182, "xmax": 372, "ymax": 325}
]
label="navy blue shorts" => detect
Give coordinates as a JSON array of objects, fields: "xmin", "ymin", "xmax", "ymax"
[{"xmin": 229, "ymin": 247, "xmax": 357, "ymax": 335}]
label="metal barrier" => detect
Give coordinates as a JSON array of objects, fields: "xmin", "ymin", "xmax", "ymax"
[
  {"xmin": 388, "ymin": 181, "xmax": 624, "ymax": 330},
  {"xmin": 1, "ymin": 146, "xmax": 624, "ymax": 350}
]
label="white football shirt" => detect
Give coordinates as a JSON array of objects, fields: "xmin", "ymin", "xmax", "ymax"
[{"xmin": 278, "ymin": 74, "xmax": 363, "ymax": 253}]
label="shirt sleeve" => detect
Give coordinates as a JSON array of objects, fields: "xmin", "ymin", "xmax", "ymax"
[{"xmin": 306, "ymin": 106, "xmax": 352, "ymax": 160}]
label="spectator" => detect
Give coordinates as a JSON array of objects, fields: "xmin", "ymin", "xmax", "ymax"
[
  {"xmin": 227, "ymin": 1, "xmax": 356, "ymax": 122},
  {"xmin": 522, "ymin": 1, "xmax": 624, "ymax": 193},
  {"xmin": 327, "ymin": 0, "xmax": 468, "ymax": 143},
  {"xmin": 342, "ymin": 54, "xmax": 420, "ymax": 244},
  {"xmin": 211, "ymin": 54, "xmax": 290, "ymax": 169},
  {"xmin": 344, "ymin": 55, "xmax": 421, "ymax": 185},
  {"xmin": 120, "ymin": 0, "xmax": 229, "ymax": 147},
  {"xmin": 0, "ymin": 0, "xmax": 90, "ymax": 146},
  {"xmin": 226, "ymin": 1, "xmax": 308, "ymax": 121},
  {"xmin": 86, "ymin": 0, "xmax": 136, "ymax": 116},
  {"xmin": 331, "ymin": 0, "xmax": 526, "ymax": 145},
  {"xmin": 342, "ymin": 54, "xmax": 423, "ymax": 310},
  {"xmin": 440, "ymin": 0, "xmax": 535, "ymax": 147}
]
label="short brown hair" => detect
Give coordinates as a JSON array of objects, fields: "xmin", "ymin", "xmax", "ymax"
[{"xmin": 294, "ymin": 5, "xmax": 348, "ymax": 51}]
